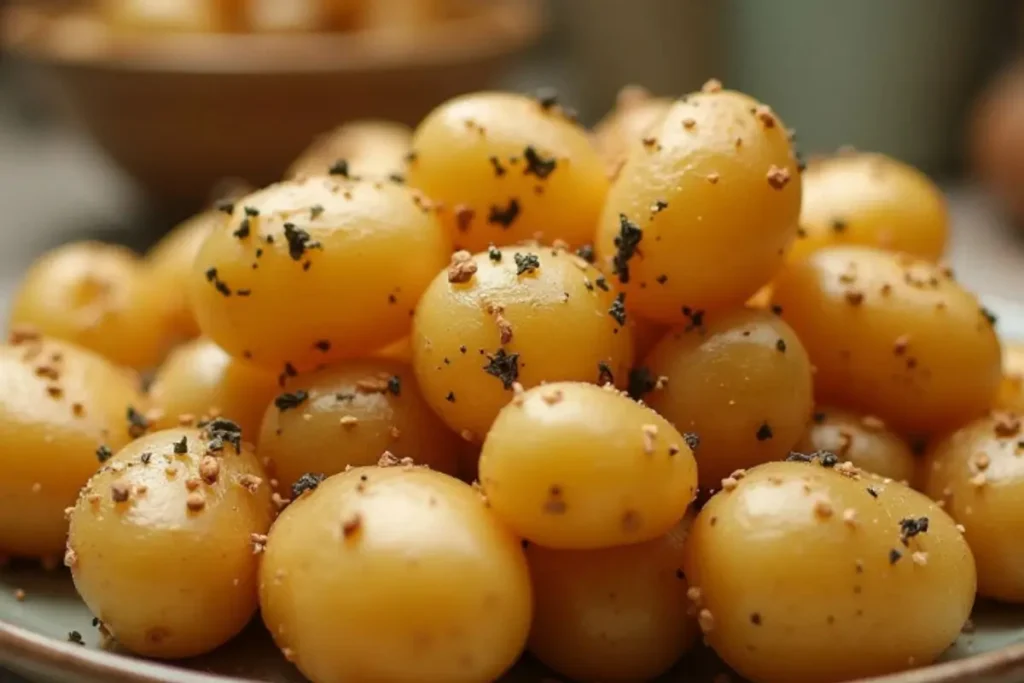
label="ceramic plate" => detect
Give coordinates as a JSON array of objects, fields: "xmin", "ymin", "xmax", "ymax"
[{"xmin": 3, "ymin": 296, "xmax": 1024, "ymax": 683}]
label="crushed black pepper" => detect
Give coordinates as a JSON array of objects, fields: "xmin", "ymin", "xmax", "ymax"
[
  {"xmin": 489, "ymin": 156, "xmax": 507, "ymax": 177},
  {"xmin": 514, "ymin": 252, "xmax": 540, "ymax": 275},
  {"xmin": 889, "ymin": 548, "xmax": 903, "ymax": 565},
  {"xmin": 387, "ymin": 376, "xmax": 401, "ymax": 396},
  {"xmin": 233, "ymin": 218, "xmax": 251, "ymax": 239},
  {"xmin": 899, "ymin": 517, "xmax": 929, "ymax": 545},
  {"xmin": 488, "ymin": 199, "xmax": 521, "ymax": 228},
  {"xmin": 126, "ymin": 405, "xmax": 149, "ymax": 438},
  {"xmin": 776, "ymin": 339, "xmax": 787, "ymax": 353},
  {"xmin": 483, "ymin": 349, "xmax": 520, "ymax": 389},
  {"xmin": 216, "ymin": 201, "xmax": 234, "ymax": 215},
  {"xmin": 173, "ymin": 436, "xmax": 188, "ymax": 454},
  {"xmin": 314, "ymin": 340, "xmax": 331, "ymax": 352},
  {"xmin": 597, "ymin": 361, "xmax": 615, "ymax": 385},
  {"xmin": 282, "ymin": 223, "xmax": 322, "ymax": 261},
  {"xmin": 595, "ymin": 276, "xmax": 609, "ymax": 291},
  {"xmin": 446, "ymin": 391, "xmax": 456, "ymax": 402},
  {"xmin": 684, "ymin": 432, "xmax": 700, "ymax": 452},
  {"xmin": 608, "ymin": 293, "xmax": 627, "ymax": 326},
  {"xmin": 831, "ymin": 218, "xmax": 847, "ymax": 233},
  {"xmin": 96, "ymin": 445, "xmax": 112, "ymax": 463},
  {"xmin": 140, "ymin": 452, "xmax": 152, "ymax": 465},
  {"xmin": 204, "ymin": 267, "xmax": 232, "ymax": 297},
  {"xmin": 575, "ymin": 244, "xmax": 595, "ymax": 264},
  {"xmin": 68, "ymin": 631, "xmax": 84, "ymax": 645},
  {"xmin": 611, "ymin": 214, "xmax": 643, "ymax": 284},
  {"xmin": 536, "ymin": 88, "xmax": 559, "ymax": 110},
  {"xmin": 651, "ymin": 200, "xmax": 668, "ymax": 214},
  {"xmin": 867, "ymin": 486, "xmax": 879, "ymax": 498},
  {"xmin": 292, "ymin": 472, "xmax": 325, "ymax": 498},
  {"xmin": 328, "ymin": 159, "xmax": 350, "ymax": 177},
  {"xmin": 275, "ymin": 390, "xmax": 309, "ymax": 412},
  {"xmin": 523, "ymin": 146, "xmax": 557, "ymax": 179},
  {"xmin": 756, "ymin": 423, "xmax": 774, "ymax": 441},
  {"xmin": 627, "ymin": 367, "xmax": 656, "ymax": 400},
  {"xmin": 656, "ymin": 274, "xmax": 668, "ymax": 285},
  {"xmin": 682, "ymin": 306, "xmax": 706, "ymax": 331},
  {"xmin": 488, "ymin": 245, "xmax": 502, "ymax": 262},
  {"xmin": 310, "ymin": 204, "xmax": 325, "ymax": 220}
]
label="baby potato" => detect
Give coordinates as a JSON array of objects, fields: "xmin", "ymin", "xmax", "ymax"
[
  {"xmin": 11, "ymin": 242, "xmax": 172, "ymax": 370},
  {"xmin": 596, "ymin": 86, "xmax": 801, "ymax": 324},
  {"xmin": 772, "ymin": 246, "xmax": 1002, "ymax": 434},
  {"xmin": 526, "ymin": 516, "xmax": 698, "ymax": 682},
  {"xmin": 791, "ymin": 152, "xmax": 948, "ymax": 263},
  {"xmin": 412, "ymin": 246, "xmax": 633, "ymax": 441},
  {"xmin": 0, "ymin": 334, "xmax": 144, "ymax": 559},
  {"xmin": 592, "ymin": 85, "xmax": 672, "ymax": 176},
  {"xmin": 921, "ymin": 412, "xmax": 1024, "ymax": 602},
  {"xmin": 100, "ymin": 0, "xmax": 235, "ymax": 32},
  {"xmin": 67, "ymin": 424, "xmax": 272, "ymax": 658},
  {"xmin": 796, "ymin": 407, "xmax": 917, "ymax": 484},
  {"xmin": 147, "ymin": 337, "xmax": 278, "ymax": 439},
  {"xmin": 642, "ymin": 308, "xmax": 813, "ymax": 490},
  {"xmin": 684, "ymin": 459, "xmax": 975, "ymax": 683},
  {"xmin": 258, "ymin": 358, "xmax": 460, "ymax": 493},
  {"xmin": 406, "ymin": 91, "xmax": 609, "ymax": 251},
  {"xmin": 995, "ymin": 343, "xmax": 1024, "ymax": 412},
  {"xmin": 286, "ymin": 120, "xmax": 412, "ymax": 181},
  {"xmin": 259, "ymin": 466, "xmax": 531, "ymax": 683},
  {"xmin": 479, "ymin": 382, "xmax": 696, "ymax": 549},
  {"xmin": 374, "ymin": 336, "xmax": 413, "ymax": 363},
  {"xmin": 190, "ymin": 176, "xmax": 450, "ymax": 374}
]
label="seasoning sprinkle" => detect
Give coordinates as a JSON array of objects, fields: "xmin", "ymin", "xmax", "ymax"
[
  {"xmin": 611, "ymin": 214, "xmax": 643, "ymax": 284},
  {"xmin": 448, "ymin": 250, "xmax": 478, "ymax": 283},
  {"xmin": 514, "ymin": 252, "xmax": 540, "ymax": 276},
  {"xmin": 488, "ymin": 199, "xmax": 521, "ymax": 228},
  {"xmin": 275, "ymin": 390, "xmax": 308, "ymax": 412},
  {"xmin": 292, "ymin": 472, "xmax": 325, "ymax": 498},
  {"xmin": 96, "ymin": 445, "xmax": 112, "ymax": 463},
  {"xmin": 523, "ymin": 146, "xmax": 557, "ymax": 179},
  {"xmin": 483, "ymin": 349, "xmax": 519, "ymax": 389},
  {"xmin": 608, "ymin": 292, "xmax": 627, "ymax": 326}
]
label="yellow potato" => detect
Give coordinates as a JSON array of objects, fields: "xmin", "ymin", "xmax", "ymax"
[
  {"xmin": 479, "ymin": 382, "xmax": 696, "ymax": 549},
  {"xmin": 995, "ymin": 343, "xmax": 1024, "ymax": 412},
  {"xmin": 374, "ymin": 336, "xmax": 413, "ymax": 363},
  {"xmin": 406, "ymin": 91, "xmax": 609, "ymax": 251},
  {"xmin": 796, "ymin": 407, "xmax": 917, "ymax": 484},
  {"xmin": 685, "ymin": 459, "xmax": 975, "ymax": 683},
  {"xmin": 642, "ymin": 308, "xmax": 813, "ymax": 489},
  {"xmin": 67, "ymin": 424, "xmax": 272, "ymax": 658},
  {"xmin": 790, "ymin": 152, "xmax": 948, "ymax": 263},
  {"xmin": 259, "ymin": 466, "xmax": 531, "ymax": 683},
  {"xmin": 772, "ymin": 246, "xmax": 1002, "ymax": 434},
  {"xmin": 286, "ymin": 120, "xmax": 412, "ymax": 181},
  {"xmin": 526, "ymin": 516, "xmax": 698, "ymax": 682},
  {"xmin": 189, "ymin": 176, "xmax": 450, "ymax": 374},
  {"xmin": 592, "ymin": 85, "xmax": 672, "ymax": 177},
  {"xmin": 100, "ymin": 0, "xmax": 235, "ymax": 32},
  {"xmin": 0, "ymin": 334, "xmax": 144, "ymax": 559},
  {"xmin": 596, "ymin": 86, "xmax": 801, "ymax": 323},
  {"xmin": 412, "ymin": 245, "xmax": 633, "ymax": 441}
]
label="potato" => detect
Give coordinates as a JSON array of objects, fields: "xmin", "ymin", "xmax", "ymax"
[
  {"xmin": 11, "ymin": 242, "xmax": 172, "ymax": 370},
  {"xmin": 147, "ymin": 337, "xmax": 278, "ymax": 440},
  {"xmin": 995, "ymin": 343, "xmax": 1024, "ymax": 412},
  {"xmin": 642, "ymin": 308, "xmax": 813, "ymax": 489},
  {"xmin": 258, "ymin": 358, "xmax": 460, "ymax": 493},
  {"xmin": 259, "ymin": 466, "xmax": 531, "ymax": 683},
  {"xmin": 67, "ymin": 424, "xmax": 272, "ymax": 658},
  {"xmin": 0, "ymin": 334, "xmax": 144, "ymax": 559},
  {"xmin": 772, "ymin": 246, "xmax": 1002, "ymax": 434},
  {"xmin": 684, "ymin": 459, "xmax": 975, "ymax": 683},
  {"xmin": 790, "ymin": 152, "xmax": 948, "ymax": 263},
  {"xmin": 479, "ymin": 382, "xmax": 696, "ymax": 549},
  {"xmin": 412, "ymin": 245, "xmax": 633, "ymax": 441},
  {"xmin": 596, "ymin": 86, "xmax": 801, "ymax": 323},
  {"xmin": 189, "ymin": 176, "xmax": 450, "ymax": 374},
  {"xmin": 374, "ymin": 336, "xmax": 413, "ymax": 363},
  {"xmin": 406, "ymin": 91, "xmax": 609, "ymax": 251},
  {"xmin": 526, "ymin": 516, "xmax": 698, "ymax": 682},
  {"xmin": 796, "ymin": 407, "xmax": 917, "ymax": 484},
  {"xmin": 592, "ymin": 85, "xmax": 672, "ymax": 177},
  {"xmin": 921, "ymin": 412, "xmax": 1024, "ymax": 602},
  {"xmin": 286, "ymin": 120, "xmax": 412, "ymax": 181},
  {"xmin": 100, "ymin": 0, "xmax": 236, "ymax": 32}
]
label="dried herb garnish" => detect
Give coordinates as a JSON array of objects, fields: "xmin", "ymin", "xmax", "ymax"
[
  {"xmin": 627, "ymin": 366, "xmax": 656, "ymax": 400},
  {"xmin": 283, "ymin": 223, "xmax": 321, "ymax": 261},
  {"xmin": 608, "ymin": 292, "xmax": 627, "ymax": 325},
  {"xmin": 275, "ymin": 390, "xmax": 309, "ymax": 412},
  {"xmin": 96, "ymin": 445, "xmax": 112, "ymax": 463},
  {"xmin": 204, "ymin": 267, "xmax": 231, "ymax": 296},
  {"xmin": 575, "ymin": 244, "xmax": 595, "ymax": 263},
  {"xmin": 126, "ymin": 405, "xmax": 149, "ymax": 438},
  {"xmin": 595, "ymin": 276, "xmax": 609, "ymax": 291},
  {"xmin": 483, "ymin": 349, "xmax": 520, "ymax": 389},
  {"xmin": 489, "ymin": 156, "xmax": 507, "ymax": 177},
  {"xmin": 820, "ymin": 451, "xmax": 839, "ymax": 467},
  {"xmin": 651, "ymin": 200, "xmax": 668, "ymax": 214},
  {"xmin": 68, "ymin": 631, "xmax": 84, "ymax": 645},
  {"xmin": 140, "ymin": 452, "xmax": 152, "ymax": 464},
  {"xmin": 611, "ymin": 214, "xmax": 643, "ymax": 283},
  {"xmin": 867, "ymin": 486, "xmax": 879, "ymax": 498},
  {"xmin": 215, "ymin": 201, "xmax": 234, "ymax": 215},
  {"xmin": 889, "ymin": 548, "xmax": 903, "ymax": 565},
  {"xmin": 756, "ymin": 422, "xmax": 773, "ymax": 441},
  {"xmin": 776, "ymin": 339, "xmax": 787, "ymax": 353},
  {"xmin": 831, "ymin": 218, "xmax": 847, "ymax": 233},
  {"xmin": 387, "ymin": 376, "xmax": 401, "ymax": 396},
  {"xmin": 597, "ymin": 361, "xmax": 615, "ymax": 385},
  {"xmin": 233, "ymin": 218, "xmax": 251, "ymax": 239},
  {"xmin": 785, "ymin": 452, "xmax": 814, "ymax": 463},
  {"xmin": 292, "ymin": 472, "xmax": 325, "ymax": 498},
  {"xmin": 488, "ymin": 245, "xmax": 502, "ymax": 262},
  {"xmin": 328, "ymin": 159, "xmax": 350, "ymax": 177},
  {"xmin": 310, "ymin": 204, "xmax": 325, "ymax": 220},
  {"xmin": 173, "ymin": 436, "xmax": 188, "ymax": 454},
  {"xmin": 488, "ymin": 199, "xmax": 521, "ymax": 228},
  {"xmin": 514, "ymin": 252, "xmax": 540, "ymax": 275},
  {"xmin": 682, "ymin": 306, "xmax": 705, "ymax": 331},
  {"xmin": 523, "ymin": 146, "xmax": 557, "ymax": 179},
  {"xmin": 899, "ymin": 517, "xmax": 929, "ymax": 545},
  {"xmin": 446, "ymin": 391, "xmax": 456, "ymax": 402},
  {"xmin": 684, "ymin": 433, "xmax": 700, "ymax": 451}
]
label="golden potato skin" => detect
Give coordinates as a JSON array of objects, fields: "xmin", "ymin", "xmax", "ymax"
[
  {"xmin": 67, "ymin": 426, "xmax": 272, "ymax": 658},
  {"xmin": 259, "ymin": 466, "xmax": 531, "ymax": 683},
  {"xmin": 685, "ymin": 460, "xmax": 975, "ymax": 683},
  {"xmin": 772, "ymin": 246, "xmax": 1001, "ymax": 435},
  {"xmin": 11, "ymin": 242, "xmax": 172, "ymax": 369},
  {"xmin": 190, "ymin": 176, "xmax": 450, "ymax": 373},
  {"xmin": 791, "ymin": 153, "xmax": 947, "ymax": 263},
  {"xmin": 406, "ymin": 92, "xmax": 609, "ymax": 251},
  {"xmin": 592, "ymin": 85, "xmax": 672, "ymax": 176},
  {"xmin": 995, "ymin": 343, "xmax": 1024, "ymax": 412},
  {"xmin": 479, "ymin": 382, "xmax": 696, "ymax": 549},
  {"xmin": 0, "ymin": 335, "xmax": 144, "ymax": 559},
  {"xmin": 796, "ymin": 407, "xmax": 917, "ymax": 484},
  {"xmin": 643, "ymin": 308, "xmax": 813, "ymax": 490},
  {"xmin": 258, "ymin": 358, "xmax": 460, "ymax": 493},
  {"xmin": 921, "ymin": 412, "xmax": 1024, "ymax": 602},
  {"xmin": 412, "ymin": 246, "xmax": 633, "ymax": 441},
  {"xmin": 287, "ymin": 120, "xmax": 412, "ymax": 180},
  {"xmin": 147, "ymin": 337, "xmax": 278, "ymax": 439},
  {"xmin": 596, "ymin": 89, "xmax": 801, "ymax": 323},
  {"xmin": 526, "ymin": 516, "xmax": 698, "ymax": 682}
]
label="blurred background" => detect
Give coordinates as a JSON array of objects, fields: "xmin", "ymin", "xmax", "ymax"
[{"xmin": 0, "ymin": 0, "xmax": 1022, "ymax": 312}]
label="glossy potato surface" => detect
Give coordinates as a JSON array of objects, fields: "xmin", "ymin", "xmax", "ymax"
[
  {"xmin": 258, "ymin": 358, "xmax": 460, "ymax": 493},
  {"xmin": 995, "ymin": 343, "xmax": 1024, "ymax": 412},
  {"xmin": 0, "ymin": 335, "xmax": 144, "ymax": 558},
  {"xmin": 592, "ymin": 85, "xmax": 672, "ymax": 176},
  {"xmin": 479, "ymin": 382, "xmax": 696, "ymax": 549},
  {"xmin": 643, "ymin": 308, "xmax": 813, "ymax": 489},
  {"xmin": 287, "ymin": 120, "xmax": 412, "ymax": 180},
  {"xmin": 526, "ymin": 516, "xmax": 698, "ymax": 682},
  {"xmin": 190, "ymin": 176, "xmax": 450, "ymax": 373},
  {"xmin": 772, "ymin": 246, "xmax": 1001, "ymax": 434},
  {"xmin": 596, "ymin": 88, "xmax": 801, "ymax": 323},
  {"xmin": 68, "ymin": 426, "xmax": 272, "ymax": 658},
  {"xmin": 791, "ymin": 152, "xmax": 948, "ymax": 263},
  {"xmin": 684, "ymin": 460, "xmax": 975, "ymax": 683},
  {"xmin": 259, "ymin": 466, "xmax": 531, "ymax": 683},
  {"xmin": 412, "ymin": 246, "xmax": 633, "ymax": 441},
  {"xmin": 406, "ymin": 92, "xmax": 609, "ymax": 251},
  {"xmin": 796, "ymin": 407, "xmax": 917, "ymax": 483}
]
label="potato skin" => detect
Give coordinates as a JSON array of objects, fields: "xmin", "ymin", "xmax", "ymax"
[
  {"xmin": 67, "ymin": 426, "xmax": 272, "ymax": 658},
  {"xmin": 287, "ymin": 120, "xmax": 412, "ymax": 181},
  {"xmin": 995, "ymin": 343, "xmax": 1024, "ymax": 412},
  {"xmin": 0, "ymin": 336, "xmax": 144, "ymax": 559},
  {"xmin": 592, "ymin": 85, "xmax": 672, "ymax": 176},
  {"xmin": 258, "ymin": 358, "xmax": 460, "ymax": 493},
  {"xmin": 596, "ymin": 89, "xmax": 801, "ymax": 323},
  {"xmin": 526, "ymin": 516, "xmax": 698, "ymax": 682},
  {"xmin": 796, "ymin": 407, "xmax": 917, "ymax": 484},
  {"xmin": 684, "ymin": 460, "xmax": 975, "ymax": 683},
  {"xmin": 412, "ymin": 246, "xmax": 633, "ymax": 441},
  {"xmin": 479, "ymin": 382, "xmax": 696, "ymax": 549},
  {"xmin": 190, "ymin": 176, "xmax": 450, "ymax": 373},
  {"xmin": 406, "ymin": 92, "xmax": 609, "ymax": 251},
  {"xmin": 643, "ymin": 308, "xmax": 813, "ymax": 489},
  {"xmin": 259, "ymin": 466, "xmax": 532, "ymax": 683},
  {"xmin": 772, "ymin": 246, "xmax": 1001, "ymax": 434}
]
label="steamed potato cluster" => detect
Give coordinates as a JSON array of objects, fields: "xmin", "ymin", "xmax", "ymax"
[{"xmin": 0, "ymin": 80, "xmax": 1013, "ymax": 683}]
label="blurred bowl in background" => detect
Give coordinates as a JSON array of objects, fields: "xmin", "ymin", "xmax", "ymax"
[{"xmin": 970, "ymin": 59, "xmax": 1024, "ymax": 226}]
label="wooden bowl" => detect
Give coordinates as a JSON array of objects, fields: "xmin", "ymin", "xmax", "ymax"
[{"xmin": 1, "ymin": 1, "xmax": 543, "ymax": 210}]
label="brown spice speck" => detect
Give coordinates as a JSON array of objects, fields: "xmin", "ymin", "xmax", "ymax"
[
  {"xmin": 447, "ymin": 251, "xmax": 477, "ymax": 284},
  {"xmin": 340, "ymin": 415, "xmax": 359, "ymax": 428},
  {"xmin": 814, "ymin": 499, "xmax": 834, "ymax": 519},
  {"xmin": 845, "ymin": 290, "xmax": 865, "ymax": 306},
  {"xmin": 186, "ymin": 492, "xmax": 206, "ymax": 511},
  {"xmin": 706, "ymin": 172, "xmax": 720, "ymax": 184},
  {"xmin": 754, "ymin": 104, "xmax": 776, "ymax": 128},
  {"xmin": 199, "ymin": 456, "xmax": 220, "ymax": 484},
  {"xmin": 342, "ymin": 513, "xmax": 363, "ymax": 538}
]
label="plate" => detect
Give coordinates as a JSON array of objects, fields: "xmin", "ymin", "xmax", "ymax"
[{"xmin": 3, "ymin": 295, "xmax": 1024, "ymax": 683}]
